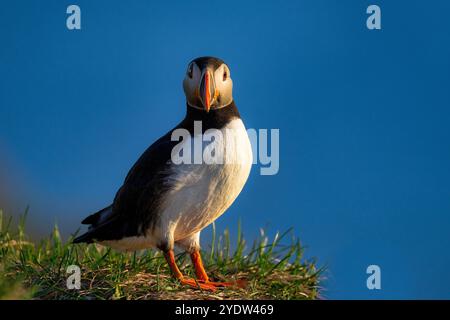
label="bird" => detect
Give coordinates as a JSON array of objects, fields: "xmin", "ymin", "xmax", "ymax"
[{"xmin": 73, "ymin": 56, "xmax": 253, "ymax": 291}]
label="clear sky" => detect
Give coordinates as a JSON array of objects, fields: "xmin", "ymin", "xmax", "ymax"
[{"xmin": 1, "ymin": 0, "xmax": 450, "ymax": 299}]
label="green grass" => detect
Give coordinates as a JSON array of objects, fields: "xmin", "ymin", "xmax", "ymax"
[{"xmin": 0, "ymin": 209, "xmax": 322, "ymax": 300}]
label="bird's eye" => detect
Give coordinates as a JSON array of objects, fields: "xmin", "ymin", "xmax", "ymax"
[
  {"xmin": 187, "ymin": 64, "xmax": 193, "ymax": 78},
  {"xmin": 223, "ymin": 69, "xmax": 228, "ymax": 81}
]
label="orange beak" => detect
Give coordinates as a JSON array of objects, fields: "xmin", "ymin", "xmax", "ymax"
[{"xmin": 199, "ymin": 70, "xmax": 215, "ymax": 112}]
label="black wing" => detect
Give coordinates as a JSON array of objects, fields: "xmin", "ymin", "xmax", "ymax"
[{"xmin": 74, "ymin": 130, "xmax": 177, "ymax": 243}]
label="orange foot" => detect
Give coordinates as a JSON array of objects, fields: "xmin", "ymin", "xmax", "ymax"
[
  {"xmin": 179, "ymin": 278, "xmax": 247, "ymax": 291},
  {"xmin": 180, "ymin": 277, "xmax": 218, "ymax": 291},
  {"xmin": 205, "ymin": 279, "xmax": 248, "ymax": 288}
]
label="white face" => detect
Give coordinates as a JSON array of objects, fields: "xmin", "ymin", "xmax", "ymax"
[{"xmin": 183, "ymin": 62, "xmax": 233, "ymax": 111}]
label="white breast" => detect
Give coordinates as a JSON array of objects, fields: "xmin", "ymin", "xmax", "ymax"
[{"xmin": 160, "ymin": 118, "xmax": 253, "ymax": 241}]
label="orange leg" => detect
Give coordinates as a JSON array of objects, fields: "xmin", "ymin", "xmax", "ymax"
[
  {"xmin": 163, "ymin": 250, "xmax": 218, "ymax": 291},
  {"xmin": 190, "ymin": 250, "xmax": 209, "ymax": 281},
  {"xmin": 190, "ymin": 250, "xmax": 246, "ymax": 288}
]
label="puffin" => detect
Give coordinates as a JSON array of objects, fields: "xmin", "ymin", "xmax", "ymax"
[{"xmin": 73, "ymin": 57, "xmax": 253, "ymax": 291}]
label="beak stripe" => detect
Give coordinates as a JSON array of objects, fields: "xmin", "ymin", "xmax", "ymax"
[
  {"xmin": 204, "ymin": 72, "xmax": 211, "ymax": 112},
  {"xmin": 199, "ymin": 70, "xmax": 215, "ymax": 113}
]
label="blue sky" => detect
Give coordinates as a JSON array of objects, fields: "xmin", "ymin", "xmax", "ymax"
[{"xmin": 1, "ymin": 0, "xmax": 450, "ymax": 299}]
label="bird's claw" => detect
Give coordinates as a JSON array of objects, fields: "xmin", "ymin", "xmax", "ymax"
[{"xmin": 179, "ymin": 277, "xmax": 247, "ymax": 291}]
